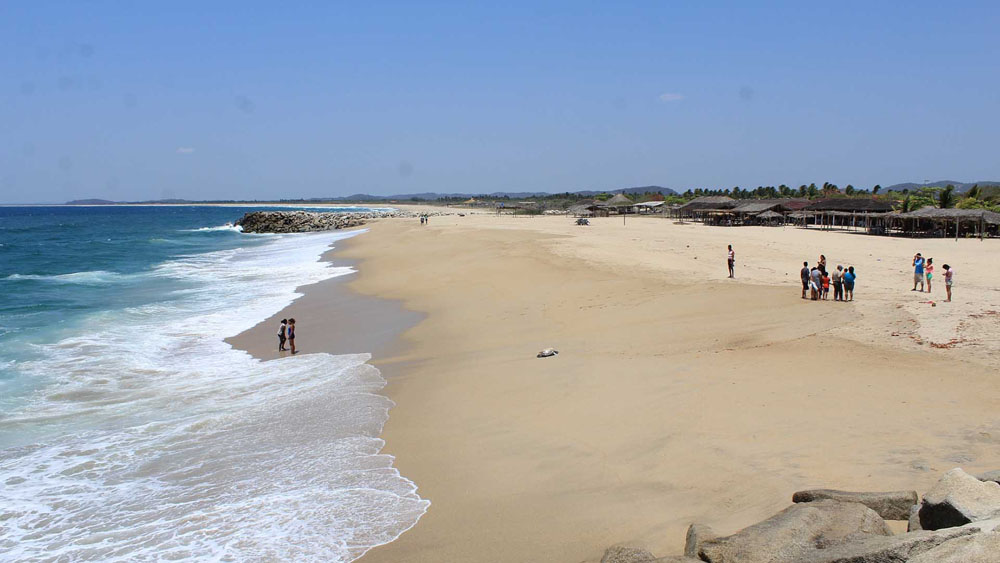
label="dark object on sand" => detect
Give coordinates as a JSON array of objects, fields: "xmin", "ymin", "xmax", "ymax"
[
  {"xmin": 536, "ymin": 348, "xmax": 558, "ymax": 358},
  {"xmin": 576, "ymin": 218, "xmax": 590, "ymax": 226}
]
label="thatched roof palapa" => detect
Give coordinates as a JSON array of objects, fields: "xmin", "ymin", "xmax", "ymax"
[
  {"xmin": 604, "ymin": 193, "xmax": 635, "ymax": 207},
  {"xmin": 803, "ymin": 198, "xmax": 893, "ymax": 213},
  {"xmin": 732, "ymin": 201, "xmax": 790, "ymax": 214},
  {"xmin": 678, "ymin": 196, "xmax": 737, "ymax": 212},
  {"xmin": 756, "ymin": 210, "xmax": 784, "ymax": 219},
  {"xmin": 898, "ymin": 207, "xmax": 1000, "ymax": 224}
]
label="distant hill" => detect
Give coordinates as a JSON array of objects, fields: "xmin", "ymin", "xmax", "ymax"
[
  {"xmin": 884, "ymin": 181, "xmax": 1000, "ymax": 193},
  {"xmin": 65, "ymin": 198, "xmax": 117, "ymax": 205}
]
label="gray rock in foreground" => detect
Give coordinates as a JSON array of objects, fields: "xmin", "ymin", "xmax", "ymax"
[
  {"xmin": 919, "ymin": 468, "xmax": 1000, "ymax": 530},
  {"xmin": 698, "ymin": 500, "xmax": 892, "ymax": 563},
  {"xmin": 799, "ymin": 525, "xmax": 979, "ymax": 562},
  {"xmin": 908, "ymin": 531, "xmax": 1000, "ymax": 563},
  {"xmin": 684, "ymin": 523, "xmax": 716, "ymax": 558},
  {"xmin": 792, "ymin": 489, "xmax": 918, "ymax": 520},
  {"xmin": 907, "ymin": 503, "xmax": 922, "ymax": 532},
  {"xmin": 601, "ymin": 545, "xmax": 656, "ymax": 563},
  {"xmin": 977, "ymin": 469, "xmax": 1000, "ymax": 485}
]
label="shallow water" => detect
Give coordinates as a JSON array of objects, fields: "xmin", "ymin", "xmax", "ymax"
[{"xmin": 0, "ymin": 206, "xmax": 427, "ymax": 561}]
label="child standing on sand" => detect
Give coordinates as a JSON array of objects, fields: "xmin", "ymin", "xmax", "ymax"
[
  {"xmin": 943, "ymin": 265, "xmax": 953, "ymax": 302},
  {"xmin": 821, "ymin": 271, "xmax": 831, "ymax": 300},
  {"xmin": 287, "ymin": 318, "xmax": 297, "ymax": 354},
  {"xmin": 925, "ymin": 258, "xmax": 934, "ymax": 293}
]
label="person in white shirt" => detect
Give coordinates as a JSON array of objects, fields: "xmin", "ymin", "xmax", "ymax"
[
  {"xmin": 727, "ymin": 245, "xmax": 735, "ymax": 278},
  {"xmin": 278, "ymin": 319, "xmax": 288, "ymax": 351}
]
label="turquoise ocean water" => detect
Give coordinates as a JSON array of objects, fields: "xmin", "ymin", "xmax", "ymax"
[{"xmin": 0, "ymin": 206, "xmax": 427, "ymax": 561}]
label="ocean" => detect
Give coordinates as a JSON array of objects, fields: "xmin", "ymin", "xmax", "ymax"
[{"xmin": 0, "ymin": 206, "xmax": 428, "ymax": 561}]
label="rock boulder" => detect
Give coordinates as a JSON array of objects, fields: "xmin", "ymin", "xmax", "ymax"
[
  {"xmin": 601, "ymin": 545, "xmax": 656, "ymax": 563},
  {"xmin": 684, "ymin": 523, "xmax": 716, "ymax": 558},
  {"xmin": 792, "ymin": 489, "xmax": 918, "ymax": 520},
  {"xmin": 919, "ymin": 468, "xmax": 1000, "ymax": 530},
  {"xmin": 698, "ymin": 500, "xmax": 892, "ymax": 563},
  {"xmin": 908, "ymin": 531, "xmax": 1000, "ymax": 563}
]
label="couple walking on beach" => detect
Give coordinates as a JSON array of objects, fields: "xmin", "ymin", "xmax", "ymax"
[
  {"xmin": 912, "ymin": 253, "xmax": 954, "ymax": 302},
  {"xmin": 278, "ymin": 318, "xmax": 296, "ymax": 354},
  {"xmin": 801, "ymin": 255, "xmax": 855, "ymax": 302}
]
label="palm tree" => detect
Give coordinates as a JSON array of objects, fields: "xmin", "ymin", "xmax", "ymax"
[{"xmin": 939, "ymin": 185, "xmax": 955, "ymax": 209}]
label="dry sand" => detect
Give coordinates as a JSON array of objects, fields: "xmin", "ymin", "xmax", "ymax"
[{"xmin": 232, "ymin": 211, "xmax": 1000, "ymax": 562}]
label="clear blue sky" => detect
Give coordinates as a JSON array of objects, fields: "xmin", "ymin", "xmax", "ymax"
[{"xmin": 2, "ymin": 1, "xmax": 999, "ymax": 203}]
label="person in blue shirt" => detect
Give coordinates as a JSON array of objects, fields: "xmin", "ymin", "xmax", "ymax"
[
  {"xmin": 912, "ymin": 253, "xmax": 925, "ymax": 292},
  {"xmin": 843, "ymin": 266, "xmax": 857, "ymax": 301}
]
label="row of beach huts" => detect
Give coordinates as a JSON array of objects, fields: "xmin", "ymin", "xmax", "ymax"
[{"xmin": 568, "ymin": 195, "xmax": 1000, "ymax": 239}]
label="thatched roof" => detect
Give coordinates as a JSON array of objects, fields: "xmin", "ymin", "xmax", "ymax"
[
  {"xmin": 678, "ymin": 196, "xmax": 736, "ymax": 211},
  {"xmin": 604, "ymin": 193, "xmax": 634, "ymax": 207},
  {"xmin": 756, "ymin": 210, "xmax": 784, "ymax": 219},
  {"xmin": 733, "ymin": 201, "xmax": 789, "ymax": 214},
  {"xmin": 898, "ymin": 207, "xmax": 1000, "ymax": 224},
  {"xmin": 803, "ymin": 198, "xmax": 893, "ymax": 212}
]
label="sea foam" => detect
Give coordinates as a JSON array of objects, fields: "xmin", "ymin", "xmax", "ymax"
[{"xmin": 0, "ymin": 228, "xmax": 428, "ymax": 561}]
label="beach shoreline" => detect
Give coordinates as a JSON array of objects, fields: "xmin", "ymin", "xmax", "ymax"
[{"xmin": 231, "ymin": 214, "xmax": 1000, "ymax": 562}]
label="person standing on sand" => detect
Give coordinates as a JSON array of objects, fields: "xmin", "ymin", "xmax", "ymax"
[
  {"xmin": 925, "ymin": 258, "xmax": 934, "ymax": 293},
  {"xmin": 278, "ymin": 318, "xmax": 287, "ymax": 351},
  {"xmin": 727, "ymin": 245, "xmax": 735, "ymax": 278},
  {"xmin": 844, "ymin": 266, "xmax": 856, "ymax": 301},
  {"xmin": 800, "ymin": 261, "xmax": 810, "ymax": 299},
  {"xmin": 832, "ymin": 265, "xmax": 844, "ymax": 302},
  {"xmin": 819, "ymin": 254, "xmax": 827, "ymax": 271},
  {"xmin": 912, "ymin": 253, "xmax": 925, "ymax": 292},
  {"xmin": 943, "ymin": 264, "xmax": 953, "ymax": 302},
  {"xmin": 810, "ymin": 267, "xmax": 822, "ymax": 301},
  {"xmin": 821, "ymin": 270, "xmax": 831, "ymax": 300},
  {"xmin": 287, "ymin": 318, "xmax": 297, "ymax": 354}
]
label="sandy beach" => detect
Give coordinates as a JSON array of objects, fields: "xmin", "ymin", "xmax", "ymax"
[{"xmin": 232, "ymin": 210, "xmax": 1000, "ymax": 562}]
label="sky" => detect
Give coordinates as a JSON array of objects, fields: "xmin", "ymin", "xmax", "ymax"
[{"xmin": 1, "ymin": 1, "xmax": 999, "ymax": 203}]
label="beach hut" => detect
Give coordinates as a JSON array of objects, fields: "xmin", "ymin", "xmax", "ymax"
[
  {"xmin": 677, "ymin": 196, "xmax": 736, "ymax": 217},
  {"xmin": 802, "ymin": 199, "xmax": 894, "ymax": 232},
  {"xmin": 634, "ymin": 201, "xmax": 666, "ymax": 214},
  {"xmin": 755, "ymin": 209, "xmax": 784, "ymax": 225},
  {"xmin": 894, "ymin": 207, "xmax": 1000, "ymax": 239},
  {"xmin": 604, "ymin": 193, "xmax": 635, "ymax": 210}
]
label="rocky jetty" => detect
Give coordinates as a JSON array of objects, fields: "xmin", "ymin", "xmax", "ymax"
[
  {"xmin": 235, "ymin": 210, "xmax": 396, "ymax": 233},
  {"xmin": 600, "ymin": 467, "xmax": 1000, "ymax": 562}
]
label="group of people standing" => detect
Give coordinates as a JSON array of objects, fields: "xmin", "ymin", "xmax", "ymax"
[
  {"xmin": 800, "ymin": 255, "xmax": 856, "ymax": 301},
  {"xmin": 912, "ymin": 252, "xmax": 954, "ymax": 302},
  {"xmin": 277, "ymin": 318, "xmax": 296, "ymax": 354}
]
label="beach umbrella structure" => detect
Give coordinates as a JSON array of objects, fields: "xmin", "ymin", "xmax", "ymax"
[
  {"xmin": 755, "ymin": 209, "xmax": 784, "ymax": 225},
  {"xmin": 603, "ymin": 193, "xmax": 635, "ymax": 225}
]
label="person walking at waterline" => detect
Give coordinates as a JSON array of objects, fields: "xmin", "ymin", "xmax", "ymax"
[
  {"xmin": 278, "ymin": 318, "xmax": 288, "ymax": 351},
  {"xmin": 727, "ymin": 245, "xmax": 735, "ymax": 278},
  {"xmin": 287, "ymin": 318, "xmax": 297, "ymax": 354}
]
